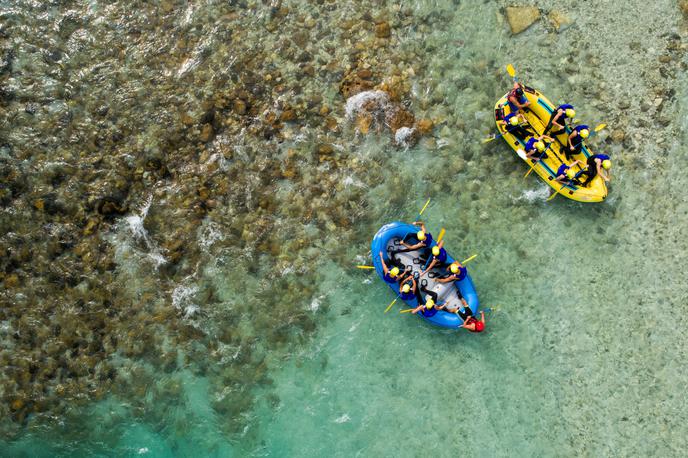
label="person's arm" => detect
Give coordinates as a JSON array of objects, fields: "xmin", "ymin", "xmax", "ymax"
[
  {"xmin": 479, "ymin": 310, "xmax": 485, "ymax": 324},
  {"xmin": 568, "ymin": 132, "xmax": 576, "ymax": 149},
  {"xmin": 436, "ymin": 276, "xmax": 452, "ymax": 284},
  {"xmin": 402, "ymin": 242, "xmax": 423, "ymax": 250},
  {"xmin": 551, "ymin": 110, "xmax": 564, "ymax": 129},
  {"xmin": 411, "ymin": 305, "xmax": 423, "ymax": 314},
  {"xmin": 597, "ymin": 161, "xmax": 610, "ymax": 182},
  {"xmin": 411, "ymin": 221, "xmax": 423, "ymax": 227},
  {"xmin": 421, "ymin": 258, "xmax": 438, "ymax": 277},
  {"xmin": 540, "ymin": 134, "xmax": 553, "ymax": 142},
  {"xmin": 570, "ymin": 160, "xmax": 582, "ymax": 168},
  {"xmin": 379, "ymin": 251, "xmax": 389, "ymax": 275}
]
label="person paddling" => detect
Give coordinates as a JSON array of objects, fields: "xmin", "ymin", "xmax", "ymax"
[
  {"xmin": 420, "ymin": 240, "xmax": 448, "ymax": 276},
  {"xmin": 379, "ymin": 251, "xmax": 402, "ymax": 284},
  {"xmin": 544, "ymin": 104, "xmax": 575, "ymax": 136},
  {"xmin": 506, "ymin": 82, "xmax": 530, "ymax": 113},
  {"xmin": 566, "ymin": 125, "xmax": 590, "ymax": 160},
  {"xmin": 555, "ymin": 160, "xmax": 583, "ymax": 185},
  {"xmin": 436, "ymin": 262, "xmax": 467, "ymax": 283},
  {"xmin": 398, "ymin": 276, "xmax": 417, "ymax": 302},
  {"xmin": 579, "ymin": 154, "xmax": 612, "ymax": 187},
  {"xmin": 401, "ymin": 222, "xmax": 433, "ymax": 251},
  {"xmin": 497, "ymin": 112, "xmax": 532, "ymax": 140},
  {"xmin": 411, "ymin": 297, "xmax": 441, "ymax": 317},
  {"xmin": 524, "ymin": 134, "xmax": 553, "ymax": 160}
]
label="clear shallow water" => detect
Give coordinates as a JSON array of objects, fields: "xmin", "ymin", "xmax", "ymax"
[{"xmin": 1, "ymin": 0, "xmax": 687, "ymax": 456}]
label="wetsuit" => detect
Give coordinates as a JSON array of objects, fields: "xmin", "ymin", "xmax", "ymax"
[
  {"xmin": 457, "ymin": 306, "xmax": 474, "ymax": 321},
  {"xmin": 544, "ymin": 103, "xmax": 574, "ymax": 135},
  {"xmin": 503, "ymin": 113, "xmax": 531, "ymax": 140},
  {"xmin": 580, "ymin": 154, "xmax": 610, "ymax": 186},
  {"xmin": 567, "ymin": 125, "xmax": 589, "ymax": 159}
]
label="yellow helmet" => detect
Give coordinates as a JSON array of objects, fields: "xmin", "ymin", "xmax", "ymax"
[
  {"xmin": 417, "ymin": 231, "xmax": 426, "ymax": 241},
  {"xmin": 425, "ymin": 298, "xmax": 435, "ymax": 309},
  {"xmin": 580, "ymin": 129, "xmax": 590, "ymax": 139},
  {"xmin": 565, "ymin": 108, "xmax": 576, "ymax": 118},
  {"xmin": 565, "ymin": 169, "xmax": 576, "ymax": 180},
  {"xmin": 535, "ymin": 141, "xmax": 545, "ymax": 152},
  {"xmin": 432, "ymin": 246, "xmax": 440, "ymax": 256},
  {"xmin": 602, "ymin": 159, "xmax": 612, "ymax": 170},
  {"xmin": 402, "ymin": 284, "xmax": 411, "ymax": 293},
  {"xmin": 450, "ymin": 263, "xmax": 460, "ymax": 274},
  {"xmin": 509, "ymin": 116, "xmax": 519, "ymax": 126},
  {"xmin": 390, "ymin": 267, "xmax": 400, "ymax": 277}
]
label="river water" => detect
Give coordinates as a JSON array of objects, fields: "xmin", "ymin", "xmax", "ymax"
[{"xmin": 1, "ymin": 0, "xmax": 687, "ymax": 456}]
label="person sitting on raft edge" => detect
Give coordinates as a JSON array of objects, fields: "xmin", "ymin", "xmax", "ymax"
[
  {"xmin": 436, "ymin": 261, "xmax": 467, "ymax": 283},
  {"xmin": 524, "ymin": 134, "xmax": 553, "ymax": 160},
  {"xmin": 566, "ymin": 124, "xmax": 590, "ymax": 160},
  {"xmin": 398, "ymin": 276, "xmax": 417, "ymax": 301},
  {"xmin": 544, "ymin": 104, "xmax": 575, "ymax": 136},
  {"xmin": 401, "ymin": 221, "xmax": 433, "ymax": 251},
  {"xmin": 555, "ymin": 160, "xmax": 583, "ymax": 185},
  {"xmin": 578, "ymin": 154, "xmax": 612, "ymax": 187},
  {"xmin": 411, "ymin": 297, "xmax": 441, "ymax": 318},
  {"xmin": 497, "ymin": 112, "xmax": 532, "ymax": 140},
  {"xmin": 420, "ymin": 240, "xmax": 448, "ymax": 276},
  {"xmin": 379, "ymin": 250, "xmax": 403, "ymax": 284},
  {"xmin": 506, "ymin": 82, "xmax": 530, "ymax": 113}
]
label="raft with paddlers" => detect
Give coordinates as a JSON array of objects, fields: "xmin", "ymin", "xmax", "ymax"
[
  {"xmin": 371, "ymin": 222, "xmax": 480, "ymax": 330},
  {"xmin": 492, "ymin": 67, "xmax": 609, "ymax": 203}
]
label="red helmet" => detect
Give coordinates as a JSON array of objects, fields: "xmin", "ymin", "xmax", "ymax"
[{"xmin": 474, "ymin": 321, "xmax": 485, "ymax": 332}]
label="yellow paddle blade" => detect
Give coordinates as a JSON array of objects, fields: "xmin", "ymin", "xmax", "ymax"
[
  {"xmin": 418, "ymin": 198, "xmax": 431, "ymax": 218},
  {"xmin": 460, "ymin": 254, "xmax": 478, "ymax": 264},
  {"xmin": 594, "ymin": 123, "xmax": 607, "ymax": 132},
  {"xmin": 547, "ymin": 191, "xmax": 559, "ymax": 201},
  {"xmin": 400, "ymin": 309, "xmax": 414, "ymax": 314},
  {"xmin": 482, "ymin": 135, "xmax": 496, "ymax": 144},
  {"xmin": 523, "ymin": 167, "xmax": 533, "ymax": 178},
  {"xmin": 506, "ymin": 64, "xmax": 516, "ymax": 78},
  {"xmin": 437, "ymin": 228, "xmax": 446, "ymax": 243},
  {"xmin": 384, "ymin": 298, "xmax": 397, "ymax": 314},
  {"xmin": 356, "ymin": 265, "xmax": 375, "ymax": 269}
]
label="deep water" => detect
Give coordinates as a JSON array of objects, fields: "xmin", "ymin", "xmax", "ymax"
[{"xmin": 1, "ymin": 0, "xmax": 687, "ymax": 456}]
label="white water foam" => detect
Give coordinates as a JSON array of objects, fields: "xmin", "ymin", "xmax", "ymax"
[
  {"xmin": 125, "ymin": 196, "xmax": 167, "ymax": 267},
  {"xmin": 172, "ymin": 283, "xmax": 200, "ymax": 318},
  {"xmin": 394, "ymin": 126, "xmax": 416, "ymax": 147},
  {"xmin": 514, "ymin": 187, "xmax": 551, "ymax": 203},
  {"xmin": 344, "ymin": 90, "xmax": 390, "ymax": 120}
]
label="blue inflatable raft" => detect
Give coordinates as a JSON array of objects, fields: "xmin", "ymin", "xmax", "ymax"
[{"xmin": 371, "ymin": 222, "xmax": 480, "ymax": 329}]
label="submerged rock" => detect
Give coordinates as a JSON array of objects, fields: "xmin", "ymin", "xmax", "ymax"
[
  {"xmin": 548, "ymin": 10, "xmax": 573, "ymax": 32},
  {"xmin": 505, "ymin": 6, "xmax": 540, "ymax": 34}
]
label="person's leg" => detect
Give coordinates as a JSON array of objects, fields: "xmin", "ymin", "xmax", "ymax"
[
  {"xmin": 420, "ymin": 285, "xmax": 438, "ymax": 303},
  {"xmin": 580, "ymin": 158, "xmax": 597, "ymax": 186}
]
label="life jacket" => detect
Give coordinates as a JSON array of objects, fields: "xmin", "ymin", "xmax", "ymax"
[{"xmin": 556, "ymin": 164, "xmax": 570, "ymax": 177}]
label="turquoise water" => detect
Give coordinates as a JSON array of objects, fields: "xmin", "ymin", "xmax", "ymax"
[{"xmin": 1, "ymin": 0, "xmax": 688, "ymax": 456}]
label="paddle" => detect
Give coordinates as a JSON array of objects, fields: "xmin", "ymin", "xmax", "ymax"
[
  {"xmin": 356, "ymin": 265, "xmax": 375, "ymax": 269},
  {"xmin": 400, "ymin": 308, "xmax": 414, "ymax": 314},
  {"xmin": 588, "ymin": 123, "xmax": 607, "ymax": 138},
  {"xmin": 436, "ymin": 228, "xmax": 446, "ymax": 243},
  {"xmin": 506, "ymin": 64, "xmax": 517, "ymax": 82},
  {"xmin": 482, "ymin": 131, "xmax": 507, "ymax": 144},
  {"xmin": 460, "ymin": 254, "xmax": 478, "ymax": 264},
  {"xmin": 414, "ymin": 198, "xmax": 431, "ymax": 223},
  {"xmin": 384, "ymin": 297, "xmax": 398, "ymax": 314}
]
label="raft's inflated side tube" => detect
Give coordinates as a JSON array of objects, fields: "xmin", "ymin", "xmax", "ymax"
[
  {"xmin": 494, "ymin": 87, "xmax": 608, "ymax": 203},
  {"xmin": 371, "ymin": 222, "xmax": 479, "ymax": 330}
]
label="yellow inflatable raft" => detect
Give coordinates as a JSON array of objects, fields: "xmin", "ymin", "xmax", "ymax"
[{"xmin": 494, "ymin": 87, "xmax": 608, "ymax": 203}]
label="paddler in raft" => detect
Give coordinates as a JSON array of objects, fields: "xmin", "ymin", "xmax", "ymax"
[
  {"xmin": 419, "ymin": 240, "xmax": 448, "ymax": 277},
  {"xmin": 544, "ymin": 104, "xmax": 576, "ymax": 136},
  {"xmin": 411, "ymin": 297, "xmax": 441, "ymax": 318},
  {"xmin": 506, "ymin": 82, "xmax": 531, "ymax": 113},
  {"xmin": 379, "ymin": 251, "xmax": 405, "ymax": 284},
  {"xmin": 566, "ymin": 124, "xmax": 590, "ymax": 160},
  {"xmin": 523, "ymin": 134, "xmax": 553, "ymax": 161},
  {"xmin": 400, "ymin": 221, "xmax": 433, "ymax": 251},
  {"xmin": 578, "ymin": 154, "xmax": 612, "ymax": 187},
  {"xmin": 554, "ymin": 160, "xmax": 583, "ymax": 186},
  {"xmin": 436, "ymin": 261, "xmax": 467, "ymax": 283},
  {"xmin": 398, "ymin": 275, "xmax": 417, "ymax": 302},
  {"xmin": 460, "ymin": 310, "xmax": 486, "ymax": 333},
  {"xmin": 496, "ymin": 112, "xmax": 532, "ymax": 141}
]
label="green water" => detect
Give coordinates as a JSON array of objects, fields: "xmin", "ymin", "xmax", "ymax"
[{"xmin": 1, "ymin": 0, "xmax": 687, "ymax": 456}]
